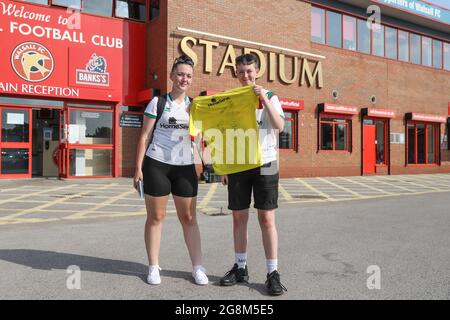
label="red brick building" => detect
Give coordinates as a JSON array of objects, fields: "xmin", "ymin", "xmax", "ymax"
[{"xmin": 1, "ymin": 0, "xmax": 449, "ymax": 179}]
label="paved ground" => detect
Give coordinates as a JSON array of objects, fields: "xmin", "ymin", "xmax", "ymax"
[
  {"xmin": 1, "ymin": 173, "xmax": 450, "ymax": 225},
  {"xmin": 0, "ymin": 174, "xmax": 450, "ymax": 301}
]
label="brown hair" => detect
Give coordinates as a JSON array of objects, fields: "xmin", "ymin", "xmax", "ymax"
[
  {"xmin": 171, "ymin": 54, "xmax": 194, "ymax": 73},
  {"xmin": 235, "ymin": 53, "xmax": 259, "ymax": 68}
]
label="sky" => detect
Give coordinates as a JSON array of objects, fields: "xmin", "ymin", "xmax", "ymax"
[{"xmin": 423, "ymin": 0, "xmax": 450, "ymax": 10}]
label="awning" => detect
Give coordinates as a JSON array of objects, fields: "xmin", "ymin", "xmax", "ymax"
[
  {"xmin": 361, "ymin": 108, "xmax": 396, "ymax": 119},
  {"xmin": 137, "ymin": 88, "xmax": 152, "ymax": 104},
  {"xmin": 318, "ymin": 103, "xmax": 358, "ymax": 115},
  {"xmin": 405, "ymin": 112, "xmax": 447, "ymax": 123}
]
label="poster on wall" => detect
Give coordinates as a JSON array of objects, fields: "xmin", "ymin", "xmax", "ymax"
[{"xmin": 119, "ymin": 113, "xmax": 143, "ymax": 128}]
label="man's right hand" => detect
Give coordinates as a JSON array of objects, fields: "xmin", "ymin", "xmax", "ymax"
[{"xmin": 220, "ymin": 175, "xmax": 228, "ymax": 186}]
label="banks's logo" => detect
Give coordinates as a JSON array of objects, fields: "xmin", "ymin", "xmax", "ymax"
[
  {"xmin": 11, "ymin": 42, "xmax": 54, "ymax": 82},
  {"xmin": 76, "ymin": 53, "xmax": 110, "ymax": 86}
]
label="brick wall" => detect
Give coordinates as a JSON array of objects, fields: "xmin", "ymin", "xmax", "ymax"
[{"xmin": 135, "ymin": 0, "xmax": 450, "ymax": 178}]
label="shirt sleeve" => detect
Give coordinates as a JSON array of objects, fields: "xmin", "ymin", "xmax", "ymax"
[
  {"xmin": 144, "ymin": 97, "xmax": 158, "ymax": 119},
  {"xmin": 270, "ymin": 95, "xmax": 285, "ymax": 118}
]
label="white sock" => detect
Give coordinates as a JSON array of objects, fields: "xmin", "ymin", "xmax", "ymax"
[
  {"xmin": 149, "ymin": 264, "xmax": 160, "ymax": 272},
  {"xmin": 193, "ymin": 265, "xmax": 204, "ymax": 272},
  {"xmin": 235, "ymin": 253, "xmax": 247, "ymax": 269},
  {"xmin": 266, "ymin": 259, "xmax": 278, "ymax": 274}
]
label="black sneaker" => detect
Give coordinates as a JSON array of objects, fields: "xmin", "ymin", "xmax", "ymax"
[
  {"xmin": 219, "ymin": 264, "xmax": 249, "ymax": 286},
  {"xmin": 265, "ymin": 270, "xmax": 287, "ymax": 296}
]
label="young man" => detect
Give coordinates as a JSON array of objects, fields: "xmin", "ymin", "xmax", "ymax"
[{"xmin": 219, "ymin": 53, "xmax": 287, "ymax": 296}]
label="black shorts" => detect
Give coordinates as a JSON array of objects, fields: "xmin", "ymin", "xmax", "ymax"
[
  {"xmin": 142, "ymin": 156, "xmax": 198, "ymax": 197},
  {"xmin": 227, "ymin": 161, "xmax": 279, "ymax": 211}
]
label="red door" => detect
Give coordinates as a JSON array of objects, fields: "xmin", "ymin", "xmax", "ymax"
[{"xmin": 363, "ymin": 125, "xmax": 376, "ymax": 174}]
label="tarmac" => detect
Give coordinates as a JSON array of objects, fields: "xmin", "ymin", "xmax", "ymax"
[
  {"xmin": 0, "ymin": 174, "xmax": 449, "ymax": 300},
  {"xmin": 1, "ymin": 173, "xmax": 450, "ymax": 225}
]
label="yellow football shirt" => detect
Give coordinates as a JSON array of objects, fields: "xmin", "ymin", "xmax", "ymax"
[{"xmin": 189, "ymin": 86, "xmax": 262, "ymax": 175}]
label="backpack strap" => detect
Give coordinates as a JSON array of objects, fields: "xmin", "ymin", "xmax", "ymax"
[
  {"xmin": 148, "ymin": 94, "xmax": 168, "ymax": 146},
  {"xmin": 155, "ymin": 93, "xmax": 168, "ymax": 125}
]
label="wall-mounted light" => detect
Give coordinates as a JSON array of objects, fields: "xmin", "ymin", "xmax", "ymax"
[
  {"xmin": 332, "ymin": 89, "xmax": 339, "ymax": 101},
  {"xmin": 150, "ymin": 73, "xmax": 158, "ymax": 81}
]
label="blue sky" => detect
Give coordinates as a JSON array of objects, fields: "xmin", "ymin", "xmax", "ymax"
[{"xmin": 424, "ymin": 0, "xmax": 450, "ymax": 10}]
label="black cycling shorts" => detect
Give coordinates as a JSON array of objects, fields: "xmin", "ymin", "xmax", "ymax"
[
  {"xmin": 142, "ymin": 156, "xmax": 198, "ymax": 197},
  {"xmin": 227, "ymin": 161, "xmax": 279, "ymax": 211}
]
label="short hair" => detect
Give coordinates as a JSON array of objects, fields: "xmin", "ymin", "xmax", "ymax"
[
  {"xmin": 171, "ymin": 54, "xmax": 194, "ymax": 72},
  {"xmin": 235, "ymin": 53, "xmax": 259, "ymax": 68}
]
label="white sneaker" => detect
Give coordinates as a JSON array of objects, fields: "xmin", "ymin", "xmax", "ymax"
[
  {"xmin": 147, "ymin": 266, "xmax": 162, "ymax": 285},
  {"xmin": 192, "ymin": 267, "xmax": 209, "ymax": 285}
]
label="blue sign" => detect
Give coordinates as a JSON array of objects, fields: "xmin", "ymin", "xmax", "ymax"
[{"xmin": 373, "ymin": 0, "xmax": 450, "ymax": 25}]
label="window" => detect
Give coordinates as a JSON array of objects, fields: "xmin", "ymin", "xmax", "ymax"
[
  {"xmin": 52, "ymin": 0, "xmax": 81, "ymax": 8},
  {"xmin": 357, "ymin": 19, "xmax": 371, "ymax": 54},
  {"xmin": 385, "ymin": 27, "xmax": 397, "ymax": 60},
  {"xmin": 375, "ymin": 121, "xmax": 386, "ymax": 165},
  {"xmin": 69, "ymin": 110, "xmax": 113, "ymax": 144},
  {"xmin": 343, "ymin": 15, "xmax": 356, "ymax": 50},
  {"xmin": 279, "ymin": 112, "xmax": 298, "ymax": 151},
  {"xmin": 444, "ymin": 43, "xmax": 450, "ymax": 71},
  {"xmin": 320, "ymin": 117, "xmax": 351, "ymax": 151},
  {"xmin": 422, "ymin": 37, "xmax": 432, "ymax": 67},
  {"xmin": 407, "ymin": 122, "xmax": 439, "ymax": 165},
  {"xmin": 372, "ymin": 24, "xmax": 384, "ymax": 57},
  {"xmin": 398, "ymin": 30, "xmax": 409, "ymax": 62},
  {"xmin": 310, "ymin": 6, "xmax": 449, "ymax": 71},
  {"xmin": 115, "ymin": 0, "xmax": 146, "ymax": 20},
  {"xmin": 1, "ymin": 109, "xmax": 29, "ymax": 143},
  {"xmin": 149, "ymin": 0, "xmax": 160, "ymax": 20},
  {"xmin": 69, "ymin": 149, "xmax": 112, "ymax": 176},
  {"xmin": 410, "ymin": 33, "xmax": 421, "ymax": 65},
  {"xmin": 327, "ymin": 11, "xmax": 342, "ymax": 48},
  {"xmin": 311, "ymin": 7, "xmax": 325, "ymax": 44},
  {"xmin": 433, "ymin": 40, "xmax": 442, "ymax": 69},
  {"xmin": 18, "ymin": 0, "xmax": 48, "ymax": 4},
  {"xmin": 82, "ymin": 0, "xmax": 113, "ymax": 17}
]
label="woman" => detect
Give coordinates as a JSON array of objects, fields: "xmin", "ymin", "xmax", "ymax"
[{"xmin": 134, "ymin": 55, "xmax": 208, "ymax": 285}]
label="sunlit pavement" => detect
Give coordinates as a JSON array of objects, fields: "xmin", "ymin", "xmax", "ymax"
[{"xmin": 0, "ymin": 174, "xmax": 450, "ymax": 225}]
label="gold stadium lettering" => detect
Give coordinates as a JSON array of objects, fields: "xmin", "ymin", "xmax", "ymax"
[{"xmin": 179, "ymin": 36, "xmax": 323, "ymax": 88}]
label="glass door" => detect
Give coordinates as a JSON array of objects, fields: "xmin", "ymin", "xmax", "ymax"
[
  {"xmin": 66, "ymin": 106, "xmax": 114, "ymax": 178},
  {"xmin": 0, "ymin": 107, "xmax": 32, "ymax": 178}
]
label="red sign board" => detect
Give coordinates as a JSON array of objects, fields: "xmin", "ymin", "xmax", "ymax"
[
  {"xmin": 367, "ymin": 108, "xmax": 396, "ymax": 119},
  {"xmin": 323, "ymin": 103, "xmax": 358, "ymax": 115},
  {"xmin": 411, "ymin": 113, "xmax": 447, "ymax": 123},
  {"xmin": 279, "ymin": 98, "xmax": 304, "ymax": 110},
  {"xmin": 0, "ymin": 0, "xmax": 146, "ymax": 104}
]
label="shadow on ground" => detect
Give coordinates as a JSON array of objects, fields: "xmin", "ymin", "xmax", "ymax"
[{"xmin": 0, "ymin": 249, "xmax": 220, "ymax": 284}]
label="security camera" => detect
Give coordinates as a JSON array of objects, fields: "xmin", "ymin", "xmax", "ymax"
[
  {"xmin": 370, "ymin": 95, "xmax": 377, "ymax": 104},
  {"xmin": 332, "ymin": 90, "xmax": 339, "ymax": 100}
]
